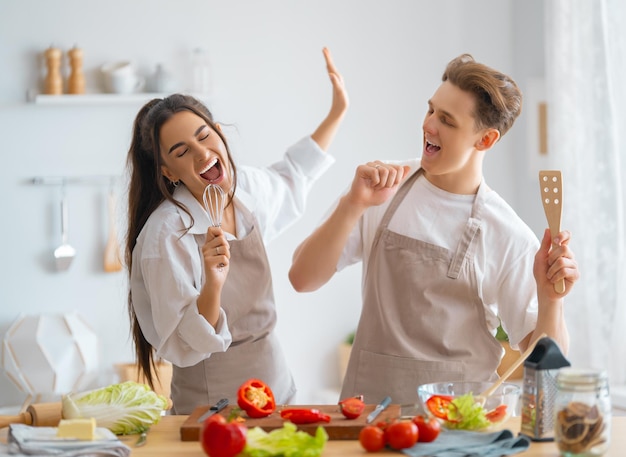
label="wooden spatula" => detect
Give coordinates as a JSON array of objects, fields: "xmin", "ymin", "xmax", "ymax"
[
  {"xmin": 104, "ymin": 188, "xmax": 123, "ymax": 273},
  {"xmin": 539, "ymin": 170, "xmax": 565, "ymax": 294}
]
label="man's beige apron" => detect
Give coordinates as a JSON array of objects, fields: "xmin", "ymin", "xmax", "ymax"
[
  {"xmin": 341, "ymin": 169, "xmax": 502, "ymax": 405},
  {"xmin": 170, "ymin": 203, "xmax": 296, "ymax": 414}
]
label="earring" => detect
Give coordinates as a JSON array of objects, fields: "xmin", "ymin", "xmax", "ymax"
[{"xmin": 171, "ymin": 180, "xmax": 179, "ymax": 187}]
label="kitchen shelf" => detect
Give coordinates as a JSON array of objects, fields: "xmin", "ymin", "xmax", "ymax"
[
  {"xmin": 30, "ymin": 175, "xmax": 120, "ymax": 186},
  {"xmin": 26, "ymin": 92, "xmax": 211, "ymax": 105}
]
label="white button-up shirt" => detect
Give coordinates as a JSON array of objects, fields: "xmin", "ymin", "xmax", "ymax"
[{"xmin": 130, "ymin": 136, "xmax": 334, "ymax": 366}]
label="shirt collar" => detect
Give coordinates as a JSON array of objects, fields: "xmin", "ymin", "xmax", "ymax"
[{"xmin": 173, "ymin": 185, "xmax": 211, "ymax": 235}]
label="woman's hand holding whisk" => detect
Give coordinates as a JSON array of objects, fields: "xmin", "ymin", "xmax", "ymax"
[{"xmin": 202, "ymin": 226, "xmax": 230, "ymax": 276}]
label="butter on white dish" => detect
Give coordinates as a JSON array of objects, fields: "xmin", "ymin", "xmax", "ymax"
[{"xmin": 56, "ymin": 418, "xmax": 96, "ymax": 440}]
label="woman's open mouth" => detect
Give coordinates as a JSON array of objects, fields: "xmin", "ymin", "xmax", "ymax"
[{"xmin": 200, "ymin": 158, "xmax": 223, "ymax": 183}]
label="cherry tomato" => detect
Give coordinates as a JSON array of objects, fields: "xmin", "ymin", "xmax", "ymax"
[
  {"xmin": 359, "ymin": 425, "xmax": 386, "ymax": 452},
  {"xmin": 384, "ymin": 421, "xmax": 418, "ymax": 450},
  {"xmin": 375, "ymin": 419, "xmax": 392, "ymax": 431},
  {"xmin": 425, "ymin": 394, "xmax": 453, "ymax": 420},
  {"xmin": 412, "ymin": 415, "xmax": 441, "ymax": 442},
  {"xmin": 200, "ymin": 414, "xmax": 247, "ymax": 457},
  {"xmin": 485, "ymin": 404, "xmax": 508, "ymax": 423}
]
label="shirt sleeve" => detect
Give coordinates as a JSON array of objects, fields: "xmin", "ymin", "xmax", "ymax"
[
  {"xmin": 134, "ymin": 218, "xmax": 232, "ymax": 367},
  {"xmin": 237, "ymin": 136, "xmax": 335, "ymax": 243},
  {"xmin": 492, "ymin": 232, "xmax": 540, "ymax": 350},
  {"xmin": 497, "ymin": 257, "xmax": 539, "ymax": 350}
]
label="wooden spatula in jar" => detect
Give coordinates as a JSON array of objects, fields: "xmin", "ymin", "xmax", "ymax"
[{"xmin": 539, "ymin": 170, "xmax": 565, "ymax": 294}]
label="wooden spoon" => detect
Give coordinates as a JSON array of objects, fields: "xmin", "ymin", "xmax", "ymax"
[{"xmin": 475, "ymin": 332, "xmax": 547, "ymax": 405}]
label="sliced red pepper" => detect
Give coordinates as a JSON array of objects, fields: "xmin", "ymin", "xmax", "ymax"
[
  {"xmin": 280, "ymin": 408, "xmax": 331, "ymax": 424},
  {"xmin": 338, "ymin": 395, "xmax": 366, "ymax": 419},
  {"xmin": 425, "ymin": 395, "xmax": 454, "ymax": 420},
  {"xmin": 236, "ymin": 378, "xmax": 276, "ymax": 418},
  {"xmin": 485, "ymin": 404, "xmax": 508, "ymax": 423}
]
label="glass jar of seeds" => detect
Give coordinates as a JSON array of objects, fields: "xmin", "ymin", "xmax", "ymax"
[{"xmin": 554, "ymin": 368, "xmax": 611, "ymax": 456}]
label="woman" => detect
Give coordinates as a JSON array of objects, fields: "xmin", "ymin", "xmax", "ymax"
[{"xmin": 126, "ymin": 48, "xmax": 348, "ymax": 413}]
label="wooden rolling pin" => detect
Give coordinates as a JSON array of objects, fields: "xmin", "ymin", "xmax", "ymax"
[{"xmin": 0, "ymin": 402, "xmax": 62, "ymax": 429}]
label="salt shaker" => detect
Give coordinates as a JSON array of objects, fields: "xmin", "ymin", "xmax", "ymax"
[{"xmin": 554, "ymin": 368, "xmax": 611, "ymax": 456}]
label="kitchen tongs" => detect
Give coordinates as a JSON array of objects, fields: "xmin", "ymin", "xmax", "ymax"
[{"xmin": 539, "ymin": 170, "xmax": 565, "ymax": 294}]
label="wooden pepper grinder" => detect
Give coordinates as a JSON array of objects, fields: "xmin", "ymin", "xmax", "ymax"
[
  {"xmin": 44, "ymin": 46, "xmax": 63, "ymax": 95},
  {"xmin": 67, "ymin": 46, "xmax": 85, "ymax": 94}
]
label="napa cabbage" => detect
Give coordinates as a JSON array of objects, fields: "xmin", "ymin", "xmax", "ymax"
[{"xmin": 61, "ymin": 381, "xmax": 168, "ymax": 435}]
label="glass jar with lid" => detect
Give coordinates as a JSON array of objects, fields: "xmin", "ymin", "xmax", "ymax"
[{"xmin": 554, "ymin": 368, "xmax": 611, "ymax": 456}]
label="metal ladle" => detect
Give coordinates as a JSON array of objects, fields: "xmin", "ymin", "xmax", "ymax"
[{"xmin": 54, "ymin": 183, "xmax": 76, "ymax": 271}]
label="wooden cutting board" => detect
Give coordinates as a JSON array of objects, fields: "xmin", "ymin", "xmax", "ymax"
[{"xmin": 180, "ymin": 403, "xmax": 401, "ymax": 441}]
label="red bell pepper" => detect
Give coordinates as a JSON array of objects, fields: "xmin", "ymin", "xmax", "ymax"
[
  {"xmin": 237, "ymin": 378, "xmax": 276, "ymax": 418},
  {"xmin": 425, "ymin": 395, "xmax": 455, "ymax": 420},
  {"xmin": 280, "ymin": 408, "xmax": 331, "ymax": 424}
]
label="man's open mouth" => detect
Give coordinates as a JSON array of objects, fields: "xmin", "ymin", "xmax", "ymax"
[{"xmin": 425, "ymin": 140, "xmax": 441, "ymax": 155}]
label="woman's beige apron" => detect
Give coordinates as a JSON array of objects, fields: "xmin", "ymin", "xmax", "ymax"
[
  {"xmin": 341, "ymin": 169, "xmax": 502, "ymax": 405},
  {"xmin": 170, "ymin": 205, "xmax": 296, "ymax": 414}
]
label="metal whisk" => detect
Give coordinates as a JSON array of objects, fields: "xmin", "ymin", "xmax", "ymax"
[{"xmin": 202, "ymin": 184, "xmax": 226, "ymax": 227}]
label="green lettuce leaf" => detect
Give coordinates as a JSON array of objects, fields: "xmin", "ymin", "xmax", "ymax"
[
  {"xmin": 61, "ymin": 381, "xmax": 169, "ymax": 435},
  {"xmin": 241, "ymin": 422, "xmax": 328, "ymax": 457},
  {"xmin": 444, "ymin": 393, "xmax": 491, "ymax": 430}
]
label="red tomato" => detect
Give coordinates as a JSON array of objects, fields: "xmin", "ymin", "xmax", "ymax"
[
  {"xmin": 485, "ymin": 404, "xmax": 508, "ymax": 423},
  {"xmin": 359, "ymin": 425, "xmax": 386, "ymax": 452},
  {"xmin": 339, "ymin": 396, "xmax": 366, "ymax": 419},
  {"xmin": 200, "ymin": 414, "xmax": 247, "ymax": 457},
  {"xmin": 412, "ymin": 415, "xmax": 441, "ymax": 442},
  {"xmin": 425, "ymin": 395, "xmax": 453, "ymax": 420},
  {"xmin": 384, "ymin": 421, "xmax": 418, "ymax": 450}
]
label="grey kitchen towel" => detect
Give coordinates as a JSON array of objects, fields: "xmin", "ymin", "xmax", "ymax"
[
  {"xmin": 402, "ymin": 428, "xmax": 530, "ymax": 457},
  {"xmin": 6, "ymin": 424, "xmax": 130, "ymax": 457}
]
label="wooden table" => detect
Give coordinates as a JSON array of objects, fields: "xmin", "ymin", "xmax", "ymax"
[{"xmin": 130, "ymin": 415, "xmax": 626, "ymax": 456}]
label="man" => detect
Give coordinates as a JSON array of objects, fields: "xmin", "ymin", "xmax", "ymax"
[{"xmin": 288, "ymin": 54, "xmax": 579, "ymax": 404}]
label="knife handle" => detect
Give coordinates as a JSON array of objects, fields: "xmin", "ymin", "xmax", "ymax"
[{"xmin": 213, "ymin": 398, "xmax": 228, "ymax": 410}]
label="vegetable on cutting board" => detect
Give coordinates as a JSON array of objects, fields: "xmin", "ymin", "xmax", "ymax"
[
  {"xmin": 280, "ymin": 408, "xmax": 331, "ymax": 424},
  {"xmin": 338, "ymin": 395, "xmax": 366, "ymax": 419},
  {"xmin": 237, "ymin": 379, "xmax": 276, "ymax": 418}
]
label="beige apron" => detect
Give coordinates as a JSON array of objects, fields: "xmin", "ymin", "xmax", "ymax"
[
  {"xmin": 170, "ymin": 203, "xmax": 296, "ymax": 414},
  {"xmin": 341, "ymin": 169, "xmax": 502, "ymax": 405}
]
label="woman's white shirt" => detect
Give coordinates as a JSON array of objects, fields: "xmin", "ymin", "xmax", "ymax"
[{"xmin": 131, "ymin": 136, "xmax": 334, "ymax": 366}]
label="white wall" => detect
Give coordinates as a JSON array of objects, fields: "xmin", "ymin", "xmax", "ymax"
[{"xmin": 0, "ymin": 0, "xmax": 544, "ymax": 407}]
